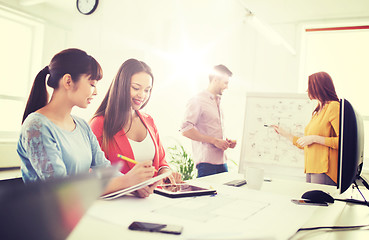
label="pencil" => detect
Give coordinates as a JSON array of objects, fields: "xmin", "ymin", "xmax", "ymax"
[
  {"xmin": 117, "ymin": 154, "xmax": 157, "ymax": 172},
  {"xmin": 117, "ymin": 154, "xmax": 137, "ymax": 164}
]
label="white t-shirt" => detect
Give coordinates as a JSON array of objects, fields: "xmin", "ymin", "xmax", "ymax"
[{"xmin": 128, "ymin": 131, "xmax": 155, "ymax": 162}]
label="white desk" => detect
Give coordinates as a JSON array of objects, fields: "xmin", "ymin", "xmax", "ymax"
[{"xmin": 68, "ymin": 172, "xmax": 369, "ymax": 240}]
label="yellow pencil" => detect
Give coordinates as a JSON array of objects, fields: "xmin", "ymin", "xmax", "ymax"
[
  {"xmin": 117, "ymin": 154, "xmax": 137, "ymax": 164},
  {"xmin": 117, "ymin": 154, "xmax": 157, "ymax": 172}
]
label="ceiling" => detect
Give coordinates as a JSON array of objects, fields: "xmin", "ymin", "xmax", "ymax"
[
  {"xmin": 241, "ymin": 0, "xmax": 369, "ymax": 23},
  {"xmin": 18, "ymin": 0, "xmax": 369, "ymax": 24}
]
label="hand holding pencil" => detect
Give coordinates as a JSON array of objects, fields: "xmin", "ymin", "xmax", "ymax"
[
  {"xmin": 117, "ymin": 154, "xmax": 157, "ymax": 172},
  {"xmin": 117, "ymin": 154, "xmax": 156, "ymax": 184},
  {"xmin": 117, "ymin": 154, "xmax": 182, "ymax": 189}
]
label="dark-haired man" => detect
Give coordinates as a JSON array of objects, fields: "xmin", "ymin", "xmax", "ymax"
[{"xmin": 180, "ymin": 65, "xmax": 237, "ymax": 178}]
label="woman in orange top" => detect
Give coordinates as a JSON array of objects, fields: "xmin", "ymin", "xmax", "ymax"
[{"xmin": 273, "ymin": 72, "xmax": 340, "ymax": 186}]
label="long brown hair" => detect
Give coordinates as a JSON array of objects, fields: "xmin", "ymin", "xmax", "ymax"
[
  {"xmin": 308, "ymin": 71, "xmax": 339, "ymax": 114},
  {"xmin": 22, "ymin": 48, "xmax": 102, "ymax": 123},
  {"xmin": 92, "ymin": 59, "xmax": 153, "ymax": 151}
]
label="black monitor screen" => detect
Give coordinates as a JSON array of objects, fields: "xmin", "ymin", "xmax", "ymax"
[{"xmin": 337, "ymin": 98, "xmax": 364, "ymax": 194}]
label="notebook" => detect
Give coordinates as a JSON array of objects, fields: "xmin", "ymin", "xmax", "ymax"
[{"xmin": 101, "ymin": 170, "xmax": 172, "ymax": 200}]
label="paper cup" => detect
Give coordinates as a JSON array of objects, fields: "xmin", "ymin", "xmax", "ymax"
[{"xmin": 244, "ymin": 167, "xmax": 264, "ymax": 190}]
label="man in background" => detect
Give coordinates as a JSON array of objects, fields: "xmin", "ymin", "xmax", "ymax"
[{"xmin": 180, "ymin": 64, "xmax": 237, "ymax": 178}]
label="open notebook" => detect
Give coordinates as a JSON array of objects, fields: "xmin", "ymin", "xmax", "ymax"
[{"xmin": 101, "ymin": 170, "xmax": 172, "ymax": 200}]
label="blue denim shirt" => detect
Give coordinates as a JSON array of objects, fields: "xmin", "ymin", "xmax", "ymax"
[{"xmin": 17, "ymin": 113, "xmax": 111, "ymax": 183}]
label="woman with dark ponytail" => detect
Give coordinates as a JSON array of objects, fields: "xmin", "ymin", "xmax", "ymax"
[{"xmin": 17, "ymin": 48, "xmax": 156, "ymax": 196}]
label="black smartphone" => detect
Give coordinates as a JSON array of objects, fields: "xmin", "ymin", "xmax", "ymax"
[
  {"xmin": 224, "ymin": 179, "xmax": 247, "ymax": 187},
  {"xmin": 291, "ymin": 199, "xmax": 328, "ymax": 206},
  {"xmin": 128, "ymin": 221, "xmax": 183, "ymax": 235}
]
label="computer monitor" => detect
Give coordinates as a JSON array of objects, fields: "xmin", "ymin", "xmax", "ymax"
[{"xmin": 337, "ymin": 98, "xmax": 367, "ymax": 194}]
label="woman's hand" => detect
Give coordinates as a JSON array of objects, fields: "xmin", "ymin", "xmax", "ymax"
[
  {"xmin": 272, "ymin": 125, "xmax": 293, "ymax": 141},
  {"xmin": 159, "ymin": 168, "xmax": 183, "ymax": 185},
  {"xmin": 101, "ymin": 161, "xmax": 155, "ymax": 196},
  {"xmin": 132, "ymin": 186, "xmax": 153, "ymax": 198},
  {"xmin": 296, "ymin": 135, "xmax": 325, "ymax": 147},
  {"xmin": 296, "ymin": 136, "xmax": 314, "ymax": 147},
  {"xmin": 166, "ymin": 171, "xmax": 183, "ymax": 184},
  {"xmin": 125, "ymin": 160, "xmax": 155, "ymax": 186},
  {"xmin": 132, "ymin": 180, "xmax": 161, "ymax": 198}
]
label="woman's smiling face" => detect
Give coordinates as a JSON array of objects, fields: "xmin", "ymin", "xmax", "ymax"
[{"xmin": 130, "ymin": 72, "xmax": 153, "ymax": 110}]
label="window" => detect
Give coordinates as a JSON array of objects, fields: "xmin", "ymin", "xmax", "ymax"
[
  {"xmin": 0, "ymin": 6, "xmax": 44, "ymax": 140},
  {"xmin": 300, "ymin": 23, "xmax": 369, "ymax": 170}
]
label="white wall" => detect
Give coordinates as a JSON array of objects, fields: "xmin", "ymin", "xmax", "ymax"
[
  {"xmin": 2, "ymin": 0, "xmax": 366, "ymax": 172},
  {"xmin": 0, "ymin": 0, "xmax": 318, "ymax": 170}
]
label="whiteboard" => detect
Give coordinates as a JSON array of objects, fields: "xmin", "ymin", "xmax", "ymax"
[{"xmin": 238, "ymin": 92, "xmax": 316, "ymax": 181}]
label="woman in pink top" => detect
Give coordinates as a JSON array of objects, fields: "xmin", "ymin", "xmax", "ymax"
[{"xmin": 90, "ymin": 59, "xmax": 181, "ymax": 197}]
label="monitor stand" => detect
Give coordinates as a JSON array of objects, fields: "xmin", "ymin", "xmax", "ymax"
[{"xmin": 335, "ymin": 176, "xmax": 369, "ymax": 206}]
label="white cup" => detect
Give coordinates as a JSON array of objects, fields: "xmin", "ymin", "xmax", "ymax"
[{"xmin": 244, "ymin": 167, "xmax": 264, "ymax": 190}]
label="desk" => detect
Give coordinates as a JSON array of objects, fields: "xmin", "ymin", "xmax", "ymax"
[{"xmin": 68, "ymin": 172, "xmax": 369, "ymax": 240}]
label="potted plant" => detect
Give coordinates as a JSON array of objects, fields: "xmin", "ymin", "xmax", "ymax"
[{"xmin": 166, "ymin": 144, "xmax": 196, "ymax": 180}]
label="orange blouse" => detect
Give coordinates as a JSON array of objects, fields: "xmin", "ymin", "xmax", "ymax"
[{"xmin": 292, "ymin": 101, "xmax": 340, "ymax": 183}]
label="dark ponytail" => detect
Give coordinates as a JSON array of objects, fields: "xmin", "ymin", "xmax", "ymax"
[
  {"xmin": 22, "ymin": 48, "xmax": 103, "ymax": 124},
  {"xmin": 22, "ymin": 66, "xmax": 49, "ymax": 123}
]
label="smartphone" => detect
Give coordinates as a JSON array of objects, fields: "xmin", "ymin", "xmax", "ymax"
[
  {"xmin": 224, "ymin": 179, "xmax": 247, "ymax": 187},
  {"xmin": 128, "ymin": 221, "xmax": 183, "ymax": 235},
  {"xmin": 291, "ymin": 199, "xmax": 328, "ymax": 206}
]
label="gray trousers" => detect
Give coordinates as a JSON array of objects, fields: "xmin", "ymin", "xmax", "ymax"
[{"xmin": 306, "ymin": 173, "xmax": 336, "ymax": 186}]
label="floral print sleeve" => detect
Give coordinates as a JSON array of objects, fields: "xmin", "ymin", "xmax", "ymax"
[{"xmin": 18, "ymin": 115, "xmax": 67, "ymax": 182}]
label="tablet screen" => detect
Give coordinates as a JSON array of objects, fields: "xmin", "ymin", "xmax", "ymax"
[
  {"xmin": 157, "ymin": 184, "xmax": 208, "ymax": 193},
  {"xmin": 154, "ymin": 184, "xmax": 216, "ymax": 198}
]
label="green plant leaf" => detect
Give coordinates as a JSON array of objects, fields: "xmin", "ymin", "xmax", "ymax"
[{"xmin": 166, "ymin": 143, "xmax": 195, "ymax": 180}]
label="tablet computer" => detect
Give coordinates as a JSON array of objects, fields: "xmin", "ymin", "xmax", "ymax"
[{"xmin": 154, "ymin": 183, "xmax": 216, "ymax": 198}]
